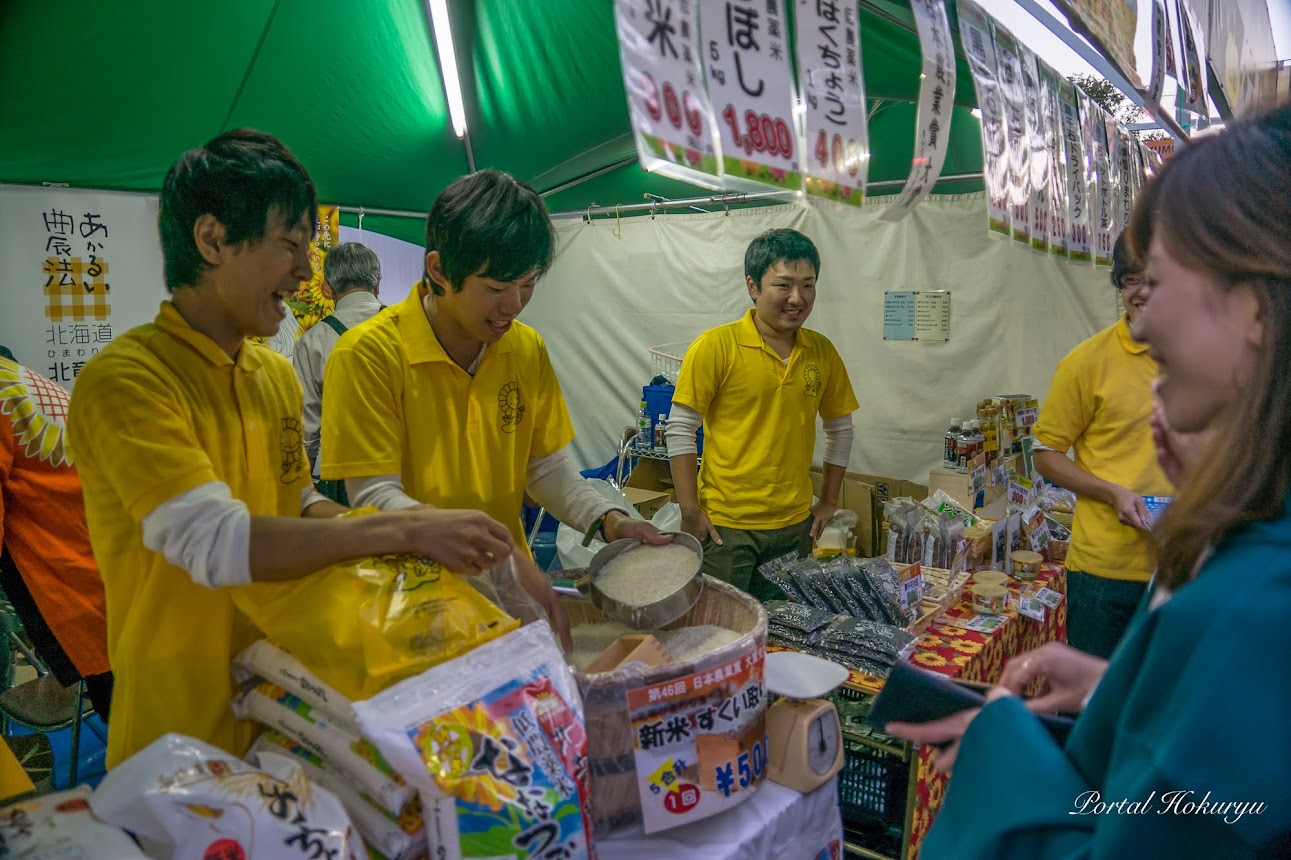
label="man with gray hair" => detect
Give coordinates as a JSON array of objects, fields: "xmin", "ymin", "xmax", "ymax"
[{"xmin": 292, "ymin": 241, "xmax": 383, "ymax": 502}]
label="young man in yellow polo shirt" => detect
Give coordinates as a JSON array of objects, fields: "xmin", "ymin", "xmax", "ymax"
[
  {"xmin": 1034, "ymin": 233, "xmax": 1174, "ymax": 659},
  {"xmin": 667, "ymin": 229, "xmax": 859, "ymax": 599},
  {"xmin": 67, "ymin": 130, "xmax": 533, "ymax": 766},
  {"xmin": 321, "ymin": 170, "xmax": 665, "ymax": 563}
]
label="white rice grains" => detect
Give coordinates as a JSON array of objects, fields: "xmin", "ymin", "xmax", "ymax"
[{"xmin": 594, "ymin": 543, "xmax": 699, "ymax": 607}]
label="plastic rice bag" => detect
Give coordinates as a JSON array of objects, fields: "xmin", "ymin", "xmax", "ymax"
[
  {"xmin": 355, "ymin": 622, "xmax": 596, "ymax": 860},
  {"xmin": 89, "ymin": 733, "xmax": 367, "ymax": 860},
  {"xmin": 233, "ymin": 681, "xmax": 416, "ymax": 815},
  {"xmin": 230, "ymin": 508, "xmax": 520, "ymax": 702},
  {"xmin": 249, "ymin": 732, "xmax": 426, "ymax": 860},
  {"xmin": 233, "ymin": 639, "xmax": 359, "ymax": 734},
  {"xmin": 0, "ymin": 786, "xmax": 146, "ymax": 859}
]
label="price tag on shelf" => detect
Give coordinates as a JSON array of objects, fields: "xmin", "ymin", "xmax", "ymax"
[{"xmin": 700, "ymin": 0, "xmax": 802, "ymax": 191}]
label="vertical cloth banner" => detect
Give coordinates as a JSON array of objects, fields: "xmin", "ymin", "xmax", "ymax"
[
  {"xmin": 1018, "ymin": 44, "xmax": 1050, "ymax": 252},
  {"xmin": 617, "ymin": 0, "xmax": 723, "ymax": 184},
  {"xmin": 796, "ymin": 0, "xmax": 869, "ymax": 206},
  {"xmin": 700, "ymin": 0, "xmax": 802, "ymax": 192},
  {"xmin": 0, "ymin": 186, "xmax": 166, "ymax": 389},
  {"xmin": 881, "ymin": 0, "xmax": 956, "ymax": 222},
  {"xmin": 956, "ymin": 0, "xmax": 1010, "ymax": 238},
  {"xmin": 992, "ymin": 23, "xmax": 1032, "ymax": 247},
  {"xmin": 1093, "ymin": 113, "xmax": 1117, "ymax": 266},
  {"xmin": 1177, "ymin": 0, "xmax": 1209, "ymax": 114},
  {"xmin": 1059, "ymin": 78, "xmax": 1092, "ymax": 262},
  {"xmin": 260, "ymin": 205, "xmax": 340, "ymax": 359},
  {"xmin": 1146, "ymin": 0, "xmax": 1169, "ymax": 106},
  {"xmin": 1113, "ymin": 126, "xmax": 1134, "ymax": 241},
  {"xmin": 1041, "ymin": 62, "xmax": 1068, "ymax": 258}
]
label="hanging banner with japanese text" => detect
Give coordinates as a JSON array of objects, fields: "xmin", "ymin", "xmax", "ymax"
[
  {"xmin": 881, "ymin": 0, "xmax": 956, "ymax": 222},
  {"xmin": 796, "ymin": 0, "xmax": 869, "ymax": 206},
  {"xmin": 1040, "ymin": 62, "xmax": 1068, "ymax": 257},
  {"xmin": 1060, "ymin": 79, "xmax": 1092, "ymax": 262},
  {"xmin": 1177, "ymin": 0, "xmax": 1208, "ymax": 114},
  {"xmin": 1113, "ymin": 125, "xmax": 1134, "ymax": 241},
  {"xmin": 616, "ymin": 0, "xmax": 723, "ymax": 185},
  {"xmin": 626, "ymin": 645, "xmax": 768, "ymax": 832},
  {"xmin": 956, "ymin": 0, "xmax": 1009, "ymax": 237},
  {"xmin": 258, "ymin": 205, "xmax": 340, "ymax": 359},
  {"xmin": 700, "ymin": 0, "xmax": 802, "ymax": 192},
  {"xmin": 1093, "ymin": 113, "xmax": 1116, "ymax": 266},
  {"xmin": 1018, "ymin": 44, "xmax": 1050, "ymax": 252},
  {"xmin": 1147, "ymin": 0, "xmax": 1168, "ymax": 105},
  {"xmin": 0, "ymin": 186, "xmax": 167, "ymax": 389},
  {"xmin": 991, "ymin": 23, "xmax": 1031, "ymax": 246}
]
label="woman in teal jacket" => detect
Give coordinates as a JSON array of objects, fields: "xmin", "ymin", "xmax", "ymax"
[{"xmin": 889, "ymin": 106, "xmax": 1291, "ymax": 857}]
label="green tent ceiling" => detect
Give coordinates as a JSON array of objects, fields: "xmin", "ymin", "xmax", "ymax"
[{"xmin": 0, "ymin": 0, "xmax": 985, "ymax": 246}]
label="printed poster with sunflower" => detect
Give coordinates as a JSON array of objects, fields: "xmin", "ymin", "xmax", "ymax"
[{"xmin": 256, "ymin": 205, "xmax": 340, "ymax": 358}]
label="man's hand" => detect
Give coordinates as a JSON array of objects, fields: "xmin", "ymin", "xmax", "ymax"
[
  {"xmin": 998, "ymin": 642, "xmax": 1107, "ymax": 715},
  {"xmin": 681, "ymin": 508, "xmax": 723, "ymax": 545},
  {"xmin": 603, "ymin": 510, "xmax": 673, "ymax": 545},
  {"xmin": 1107, "ymin": 484, "xmax": 1151, "ymax": 531},
  {"xmin": 384, "ymin": 506, "xmax": 514, "ymax": 574},
  {"xmin": 512, "ymin": 551, "xmax": 572, "ymax": 651},
  {"xmin": 809, "ymin": 499, "xmax": 837, "ymax": 541}
]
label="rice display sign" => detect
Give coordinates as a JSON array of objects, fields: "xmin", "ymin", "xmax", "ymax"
[{"xmin": 625, "ymin": 641, "xmax": 767, "ymax": 832}]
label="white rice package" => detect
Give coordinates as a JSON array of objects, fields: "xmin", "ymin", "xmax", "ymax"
[
  {"xmin": 233, "ymin": 639, "xmax": 359, "ymax": 734},
  {"xmin": 0, "ymin": 786, "xmax": 146, "ymax": 859},
  {"xmin": 88, "ymin": 733, "xmax": 368, "ymax": 860},
  {"xmin": 234, "ymin": 680, "xmax": 416, "ymax": 815},
  {"xmin": 249, "ymin": 731, "xmax": 426, "ymax": 860},
  {"xmin": 354, "ymin": 621, "xmax": 596, "ymax": 860}
]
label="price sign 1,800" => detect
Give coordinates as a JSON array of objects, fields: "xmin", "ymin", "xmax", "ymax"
[{"xmin": 721, "ymin": 105, "xmax": 793, "ymax": 159}]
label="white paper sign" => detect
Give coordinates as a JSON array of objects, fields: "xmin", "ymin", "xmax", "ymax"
[
  {"xmin": 1147, "ymin": 0, "xmax": 1168, "ymax": 105},
  {"xmin": 1018, "ymin": 44, "xmax": 1050, "ymax": 252},
  {"xmin": 1177, "ymin": 0, "xmax": 1208, "ymax": 114},
  {"xmin": 0, "ymin": 187, "xmax": 167, "ymax": 388},
  {"xmin": 1040, "ymin": 62, "xmax": 1068, "ymax": 257},
  {"xmin": 617, "ymin": 0, "xmax": 723, "ymax": 182},
  {"xmin": 797, "ymin": 0, "xmax": 868, "ymax": 206},
  {"xmin": 882, "ymin": 0, "xmax": 956, "ymax": 221},
  {"xmin": 1114, "ymin": 125, "xmax": 1134, "ymax": 236},
  {"xmin": 991, "ymin": 23, "xmax": 1032, "ymax": 246},
  {"xmin": 1060, "ymin": 79, "xmax": 1092, "ymax": 262},
  {"xmin": 701, "ymin": 0, "xmax": 802, "ymax": 191},
  {"xmin": 956, "ymin": 0, "xmax": 1010, "ymax": 237},
  {"xmin": 1092, "ymin": 107, "xmax": 1116, "ymax": 266}
]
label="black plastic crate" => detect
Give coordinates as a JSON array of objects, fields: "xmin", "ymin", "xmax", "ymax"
[{"xmin": 838, "ymin": 731, "xmax": 909, "ymax": 858}]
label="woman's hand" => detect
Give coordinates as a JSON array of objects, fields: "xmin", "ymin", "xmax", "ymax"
[
  {"xmin": 884, "ymin": 687, "xmax": 1013, "ymax": 774},
  {"xmin": 998, "ymin": 642, "xmax": 1108, "ymax": 715}
]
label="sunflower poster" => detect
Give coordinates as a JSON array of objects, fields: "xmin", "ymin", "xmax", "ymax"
[{"xmin": 260, "ymin": 205, "xmax": 340, "ymax": 358}]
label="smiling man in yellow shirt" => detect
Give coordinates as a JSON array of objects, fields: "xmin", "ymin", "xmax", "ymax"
[
  {"xmin": 67, "ymin": 131, "xmax": 533, "ymax": 766},
  {"xmin": 322, "ymin": 170, "xmax": 665, "ymax": 562},
  {"xmin": 1034, "ymin": 233, "xmax": 1174, "ymax": 659},
  {"xmin": 668, "ymin": 229, "xmax": 859, "ymax": 599}
]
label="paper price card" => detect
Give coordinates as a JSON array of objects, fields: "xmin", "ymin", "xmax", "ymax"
[
  {"xmin": 617, "ymin": 0, "xmax": 722, "ymax": 181},
  {"xmin": 956, "ymin": 0, "xmax": 1010, "ymax": 237},
  {"xmin": 796, "ymin": 0, "xmax": 869, "ymax": 206},
  {"xmin": 899, "ymin": 562, "xmax": 925, "ymax": 610},
  {"xmin": 626, "ymin": 644, "xmax": 767, "ymax": 832},
  {"xmin": 701, "ymin": 0, "xmax": 802, "ymax": 191},
  {"xmin": 1014, "ymin": 593, "xmax": 1047, "ymax": 621}
]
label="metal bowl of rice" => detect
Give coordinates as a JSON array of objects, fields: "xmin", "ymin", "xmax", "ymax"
[{"xmin": 581, "ymin": 532, "xmax": 704, "ymax": 630}]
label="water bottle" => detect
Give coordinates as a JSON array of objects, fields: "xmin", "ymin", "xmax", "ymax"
[{"xmin": 636, "ymin": 400, "xmax": 651, "ymax": 450}]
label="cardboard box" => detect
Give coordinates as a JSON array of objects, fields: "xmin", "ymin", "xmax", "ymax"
[
  {"xmin": 624, "ymin": 457, "xmax": 675, "ymax": 492},
  {"xmin": 622, "ymin": 486, "xmax": 672, "ymax": 520},
  {"xmin": 810, "ymin": 469, "xmax": 929, "ymax": 558},
  {"xmin": 929, "ymin": 465, "xmax": 1007, "ymax": 512},
  {"xmin": 584, "ymin": 634, "xmax": 673, "ymax": 674}
]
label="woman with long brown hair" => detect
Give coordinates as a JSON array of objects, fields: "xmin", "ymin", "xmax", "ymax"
[{"xmin": 888, "ymin": 105, "xmax": 1291, "ymax": 857}]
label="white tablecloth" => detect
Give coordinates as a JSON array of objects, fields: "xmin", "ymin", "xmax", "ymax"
[{"xmin": 600, "ymin": 778, "xmax": 843, "ymax": 860}]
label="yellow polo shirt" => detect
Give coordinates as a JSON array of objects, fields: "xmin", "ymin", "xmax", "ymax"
[
  {"xmin": 320, "ymin": 285, "xmax": 575, "ymax": 545},
  {"xmin": 674, "ymin": 310, "xmax": 858, "ymax": 530},
  {"xmin": 67, "ymin": 302, "xmax": 311, "ymax": 766},
  {"xmin": 1035, "ymin": 316, "xmax": 1174, "ymax": 582}
]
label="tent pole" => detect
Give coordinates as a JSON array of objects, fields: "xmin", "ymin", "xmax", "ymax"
[
  {"xmin": 463, "ymin": 129, "xmax": 478, "ymax": 173},
  {"xmin": 547, "ymin": 172, "xmax": 984, "ymax": 220}
]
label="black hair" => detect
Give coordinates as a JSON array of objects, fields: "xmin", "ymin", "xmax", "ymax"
[
  {"xmin": 1110, "ymin": 231, "xmax": 1143, "ymax": 290},
  {"xmin": 424, "ymin": 169, "xmax": 557, "ymax": 296},
  {"xmin": 159, "ymin": 128, "xmax": 317, "ymax": 292},
  {"xmin": 744, "ymin": 228, "xmax": 821, "ymax": 288}
]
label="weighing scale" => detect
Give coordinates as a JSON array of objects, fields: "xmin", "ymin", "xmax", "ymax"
[{"xmin": 764, "ymin": 650, "xmax": 850, "ymax": 793}]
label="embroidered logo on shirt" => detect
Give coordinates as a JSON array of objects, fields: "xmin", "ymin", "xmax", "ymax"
[
  {"xmin": 803, "ymin": 363, "xmax": 822, "ymax": 397},
  {"xmin": 279, "ymin": 417, "xmax": 305, "ymax": 483},
  {"xmin": 498, "ymin": 381, "xmax": 525, "ymax": 434}
]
